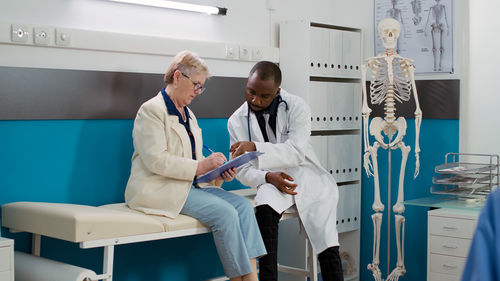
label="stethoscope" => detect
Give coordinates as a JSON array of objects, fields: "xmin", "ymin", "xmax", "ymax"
[{"xmin": 247, "ymin": 95, "xmax": 289, "ymax": 142}]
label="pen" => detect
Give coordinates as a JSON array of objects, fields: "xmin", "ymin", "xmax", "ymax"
[
  {"xmin": 203, "ymin": 144, "xmax": 228, "ymax": 164},
  {"xmin": 203, "ymin": 144, "xmax": 230, "ymax": 165},
  {"xmin": 203, "ymin": 144, "xmax": 216, "ymax": 154}
]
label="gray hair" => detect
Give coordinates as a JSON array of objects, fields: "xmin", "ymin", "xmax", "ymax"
[{"xmin": 163, "ymin": 50, "xmax": 210, "ymax": 84}]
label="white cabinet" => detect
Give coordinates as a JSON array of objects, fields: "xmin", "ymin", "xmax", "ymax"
[
  {"xmin": 309, "ymin": 81, "xmax": 361, "ymax": 131},
  {"xmin": 0, "ymin": 238, "xmax": 14, "ymax": 281},
  {"xmin": 280, "ymin": 20, "xmax": 362, "ymax": 281},
  {"xmin": 427, "ymin": 209, "xmax": 479, "ymax": 281},
  {"xmin": 337, "ymin": 183, "xmax": 361, "ymax": 233}
]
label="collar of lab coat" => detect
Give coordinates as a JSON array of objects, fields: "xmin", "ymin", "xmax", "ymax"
[{"xmin": 236, "ymin": 89, "xmax": 290, "ymax": 143}]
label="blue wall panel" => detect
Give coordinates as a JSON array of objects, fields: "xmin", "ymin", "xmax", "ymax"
[
  {"xmin": 0, "ymin": 117, "xmax": 458, "ymax": 281},
  {"xmin": 0, "ymin": 120, "xmax": 134, "ymax": 206},
  {"xmin": 359, "ymin": 119, "xmax": 459, "ymax": 281},
  {"xmin": 0, "ymin": 118, "xmax": 245, "ymax": 280}
]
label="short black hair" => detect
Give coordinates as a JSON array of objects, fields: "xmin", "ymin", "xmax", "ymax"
[{"xmin": 249, "ymin": 61, "xmax": 282, "ymax": 86}]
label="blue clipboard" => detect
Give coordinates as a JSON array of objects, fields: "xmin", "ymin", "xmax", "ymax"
[{"xmin": 194, "ymin": 151, "xmax": 264, "ymax": 184}]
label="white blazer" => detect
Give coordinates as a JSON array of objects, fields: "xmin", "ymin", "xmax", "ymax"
[
  {"xmin": 227, "ymin": 89, "xmax": 340, "ymax": 254},
  {"xmin": 125, "ymin": 92, "xmax": 217, "ymax": 218}
]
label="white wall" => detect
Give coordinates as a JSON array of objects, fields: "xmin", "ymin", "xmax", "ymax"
[
  {"xmin": 0, "ymin": 0, "xmax": 374, "ymax": 48},
  {"xmin": 2, "ymin": 0, "xmax": 485, "ymax": 153},
  {"xmin": 0, "ymin": 0, "xmax": 269, "ymax": 46},
  {"xmin": 0, "ymin": 0, "xmax": 375, "ymax": 77},
  {"xmin": 464, "ymin": 0, "xmax": 500, "ymax": 157},
  {"xmin": 0, "ymin": 0, "xmax": 276, "ymax": 77}
]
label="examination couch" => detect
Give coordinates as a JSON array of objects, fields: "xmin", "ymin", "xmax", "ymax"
[{"xmin": 1, "ymin": 189, "xmax": 318, "ymax": 281}]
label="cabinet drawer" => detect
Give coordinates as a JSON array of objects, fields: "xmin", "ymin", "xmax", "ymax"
[
  {"xmin": 429, "ymin": 254, "xmax": 466, "ymax": 276},
  {"xmin": 429, "ymin": 216, "xmax": 476, "ymax": 239},
  {"xmin": 430, "ymin": 235, "xmax": 472, "ymax": 257},
  {"xmin": 429, "ymin": 272, "xmax": 461, "ymax": 281},
  {"xmin": 0, "ymin": 247, "xmax": 11, "ymax": 272}
]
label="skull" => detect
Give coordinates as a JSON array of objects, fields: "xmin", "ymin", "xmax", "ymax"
[{"xmin": 377, "ymin": 18, "xmax": 401, "ymax": 49}]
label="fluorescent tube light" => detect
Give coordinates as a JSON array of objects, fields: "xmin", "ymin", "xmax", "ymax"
[{"xmin": 108, "ymin": 0, "xmax": 227, "ymax": 15}]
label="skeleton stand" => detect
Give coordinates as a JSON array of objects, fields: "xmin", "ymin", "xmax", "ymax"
[{"xmin": 387, "ymin": 136, "xmax": 392, "ymax": 277}]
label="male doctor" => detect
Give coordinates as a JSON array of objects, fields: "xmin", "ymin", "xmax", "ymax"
[{"xmin": 228, "ymin": 61, "xmax": 343, "ymax": 281}]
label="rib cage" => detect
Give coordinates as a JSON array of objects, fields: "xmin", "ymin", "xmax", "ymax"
[{"xmin": 369, "ymin": 57, "xmax": 412, "ymax": 105}]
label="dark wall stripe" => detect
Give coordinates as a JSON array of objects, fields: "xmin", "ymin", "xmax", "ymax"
[
  {"xmin": 0, "ymin": 66, "xmax": 246, "ymax": 120},
  {"xmin": 310, "ymin": 22, "xmax": 361, "ymax": 32},
  {"xmin": 366, "ymin": 79, "xmax": 460, "ymax": 119},
  {"xmin": 1, "ymin": 67, "xmax": 459, "ymax": 120},
  {"xmin": 311, "ymin": 129, "xmax": 360, "ymax": 136}
]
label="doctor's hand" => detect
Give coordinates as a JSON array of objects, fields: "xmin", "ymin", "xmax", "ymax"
[
  {"xmin": 265, "ymin": 172, "xmax": 298, "ymax": 195},
  {"xmin": 196, "ymin": 152, "xmax": 227, "ymax": 176},
  {"xmin": 230, "ymin": 141, "xmax": 256, "ymax": 158}
]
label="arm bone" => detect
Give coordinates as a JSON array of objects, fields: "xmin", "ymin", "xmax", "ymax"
[
  {"xmin": 362, "ymin": 62, "xmax": 374, "ymax": 176},
  {"xmin": 408, "ymin": 65, "xmax": 422, "ymax": 178}
]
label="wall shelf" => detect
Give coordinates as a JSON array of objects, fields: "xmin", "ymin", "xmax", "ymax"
[
  {"xmin": 404, "ymin": 196, "xmax": 485, "ymax": 211},
  {"xmin": 279, "ymin": 19, "xmax": 362, "ymax": 281}
]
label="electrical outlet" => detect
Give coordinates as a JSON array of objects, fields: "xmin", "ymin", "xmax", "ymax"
[
  {"xmin": 11, "ymin": 24, "xmax": 30, "ymax": 43},
  {"xmin": 225, "ymin": 44, "xmax": 238, "ymax": 59},
  {"xmin": 55, "ymin": 28, "xmax": 71, "ymax": 46},
  {"xmin": 239, "ymin": 46, "xmax": 251, "ymax": 60},
  {"xmin": 34, "ymin": 26, "xmax": 51, "ymax": 45},
  {"xmin": 252, "ymin": 47, "xmax": 263, "ymax": 60}
]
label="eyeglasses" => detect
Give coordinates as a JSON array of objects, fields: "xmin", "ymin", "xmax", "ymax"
[{"xmin": 181, "ymin": 72, "xmax": 206, "ymax": 93}]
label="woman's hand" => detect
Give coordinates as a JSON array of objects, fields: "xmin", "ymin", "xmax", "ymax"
[
  {"xmin": 196, "ymin": 152, "xmax": 227, "ymax": 176},
  {"xmin": 220, "ymin": 167, "xmax": 237, "ymax": 182},
  {"xmin": 214, "ymin": 167, "xmax": 237, "ymax": 186}
]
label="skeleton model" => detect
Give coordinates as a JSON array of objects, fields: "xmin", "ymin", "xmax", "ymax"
[
  {"xmin": 425, "ymin": 0, "xmax": 449, "ymax": 71},
  {"xmin": 386, "ymin": 0, "xmax": 404, "ymax": 53},
  {"xmin": 361, "ymin": 18, "xmax": 422, "ymax": 281}
]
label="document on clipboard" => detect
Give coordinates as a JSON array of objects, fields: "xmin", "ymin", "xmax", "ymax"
[{"xmin": 194, "ymin": 151, "xmax": 264, "ymax": 184}]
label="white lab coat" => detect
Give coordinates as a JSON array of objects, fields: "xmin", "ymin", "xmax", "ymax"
[{"xmin": 227, "ymin": 89, "xmax": 339, "ymax": 254}]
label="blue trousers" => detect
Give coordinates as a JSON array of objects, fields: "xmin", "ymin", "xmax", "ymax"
[{"xmin": 181, "ymin": 187, "xmax": 267, "ymax": 278}]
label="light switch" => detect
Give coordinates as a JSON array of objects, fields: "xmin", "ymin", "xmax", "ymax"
[
  {"xmin": 252, "ymin": 47, "xmax": 263, "ymax": 60},
  {"xmin": 55, "ymin": 28, "xmax": 71, "ymax": 46},
  {"xmin": 239, "ymin": 46, "xmax": 250, "ymax": 60},
  {"xmin": 225, "ymin": 44, "xmax": 238, "ymax": 59}
]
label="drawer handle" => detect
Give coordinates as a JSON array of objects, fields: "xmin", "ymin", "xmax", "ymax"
[
  {"xmin": 442, "ymin": 225, "xmax": 457, "ymax": 230},
  {"xmin": 443, "ymin": 264, "xmax": 457, "ymax": 269},
  {"xmin": 442, "ymin": 244, "xmax": 458, "ymax": 249}
]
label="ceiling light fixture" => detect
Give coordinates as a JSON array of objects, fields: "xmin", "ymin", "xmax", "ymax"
[{"xmin": 108, "ymin": 0, "xmax": 227, "ymax": 15}]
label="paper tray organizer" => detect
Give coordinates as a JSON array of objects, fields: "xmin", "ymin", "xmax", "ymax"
[{"xmin": 430, "ymin": 153, "xmax": 499, "ymax": 198}]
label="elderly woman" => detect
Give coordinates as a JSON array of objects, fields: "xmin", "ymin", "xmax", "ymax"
[{"xmin": 125, "ymin": 50, "xmax": 265, "ymax": 281}]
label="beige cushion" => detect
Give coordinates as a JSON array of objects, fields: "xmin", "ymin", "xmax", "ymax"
[
  {"xmin": 1, "ymin": 195, "xmax": 292, "ymax": 244},
  {"xmin": 1, "ymin": 202, "xmax": 164, "ymax": 242},
  {"xmin": 100, "ymin": 203, "xmax": 208, "ymax": 231}
]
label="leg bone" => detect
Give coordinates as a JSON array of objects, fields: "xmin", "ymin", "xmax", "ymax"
[
  {"xmin": 393, "ymin": 141, "xmax": 411, "ymax": 214},
  {"xmin": 387, "ymin": 215, "xmax": 406, "ymax": 281},
  {"xmin": 367, "ymin": 213, "xmax": 383, "ymax": 281}
]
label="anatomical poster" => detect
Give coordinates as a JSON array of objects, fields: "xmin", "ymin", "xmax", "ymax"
[{"xmin": 374, "ymin": 0, "xmax": 453, "ymax": 73}]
